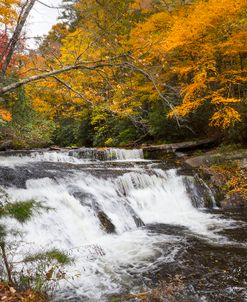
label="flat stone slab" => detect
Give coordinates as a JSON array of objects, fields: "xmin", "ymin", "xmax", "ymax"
[{"xmin": 185, "ymin": 150, "xmax": 247, "ymax": 167}]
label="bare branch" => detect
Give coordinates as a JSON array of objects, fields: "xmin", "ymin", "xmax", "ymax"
[
  {"xmin": 36, "ymin": 0, "xmax": 62, "ymax": 9},
  {"xmin": 0, "ymin": 62, "xmax": 123, "ymax": 95},
  {"xmin": 52, "ymin": 76, "xmax": 93, "ymax": 105}
]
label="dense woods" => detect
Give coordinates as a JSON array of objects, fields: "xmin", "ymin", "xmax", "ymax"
[{"xmin": 0, "ymin": 0, "xmax": 246, "ymax": 148}]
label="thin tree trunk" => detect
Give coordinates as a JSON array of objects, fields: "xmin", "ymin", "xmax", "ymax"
[
  {"xmin": 1, "ymin": 0, "xmax": 36, "ymax": 80},
  {"xmin": 0, "ymin": 242, "xmax": 14, "ymax": 285}
]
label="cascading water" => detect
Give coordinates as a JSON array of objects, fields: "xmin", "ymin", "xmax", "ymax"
[
  {"xmin": 0, "ymin": 148, "xmax": 246, "ymax": 301},
  {"xmin": 0, "ymin": 148, "xmax": 144, "ymax": 166},
  {"xmin": 105, "ymin": 148, "xmax": 144, "ymax": 161}
]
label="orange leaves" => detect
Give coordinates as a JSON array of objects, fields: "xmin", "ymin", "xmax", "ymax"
[
  {"xmin": 168, "ymin": 99, "xmax": 203, "ymax": 118},
  {"xmin": 167, "ymin": 70, "xmax": 207, "ymax": 118},
  {"xmin": 0, "ymin": 282, "xmax": 46, "ymax": 302},
  {"xmin": 130, "ymin": 11, "xmax": 172, "ymax": 62},
  {"xmin": 0, "ymin": 108, "xmax": 12, "ymax": 122},
  {"xmin": 220, "ymin": 30, "xmax": 247, "ymax": 56},
  {"xmin": 0, "ymin": 0, "xmax": 19, "ymax": 26},
  {"xmin": 174, "ymin": 66, "xmax": 193, "ymax": 76},
  {"xmin": 211, "ymin": 95, "xmax": 241, "ymax": 105},
  {"xmin": 210, "ymin": 107, "xmax": 241, "ymax": 129},
  {"xmin": 129, "ymin": 0, "xmax": 246, "ymax": 129},
  {"xmin": 227, "ymin": 167, "xmax": 247, "ymax": 200},
  {"xmin": 181, "ymin": 70, "xmax": 207, "ymax": 100},
  {"xmin": 208, "ymin": 164, "xmax": 247, "ymax": 201},
  {"xmin": 134, "ymin": 0, "xmax": 246, "ymax": 60},
  {"xmin": 162, "ymin": 0, "xmax": 246, "ymax": 52},
  {"xmin": 11, "ymin": 0, "xmax": 245, "ymax": 132}
]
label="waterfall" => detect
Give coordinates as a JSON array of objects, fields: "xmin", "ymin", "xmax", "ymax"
[
  {"xmin": 0, "ymin": 148, "xmax": 144, "ymax": 167},
  {"xmin": 0, "ymin": 149, "xmax": 234, "ymax": 301},
  {"xmin": 197, "ymin": 176, "xmax": 218, "ymax": 208},
  {"xmin": 0, "ymin": 151, "xmax": 86, "ymax": 166},
  {"xmin": 105, "ymin": 148, "xmax": 144, "ymax": 160}
]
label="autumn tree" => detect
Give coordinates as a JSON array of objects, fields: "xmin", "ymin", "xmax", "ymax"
[
  {"xmin": 131, "ymin": 0, "xmax": 247, "ymax": 129},
  {"xmin": 1, "ymin": 0, "xmax": 246, "ymax": 147}
]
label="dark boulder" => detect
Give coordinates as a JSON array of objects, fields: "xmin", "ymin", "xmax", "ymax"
[{"xmin": 97, "ymin": 211, "xmax": 116, "ymax": 234}]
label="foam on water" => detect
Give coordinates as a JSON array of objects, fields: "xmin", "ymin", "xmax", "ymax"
[{"xmin": 4, "ymin": 174, "xmax": 181, "ymax": 301}]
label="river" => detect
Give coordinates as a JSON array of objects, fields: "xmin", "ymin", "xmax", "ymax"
[{"xmin": 0, "ymin": 148, "xmax": 246, "ymax": 301}]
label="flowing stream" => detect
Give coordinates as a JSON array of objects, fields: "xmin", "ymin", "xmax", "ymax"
[{"xmin": 0, "ymin": 148, "xmax": 246, "ymax": 301}]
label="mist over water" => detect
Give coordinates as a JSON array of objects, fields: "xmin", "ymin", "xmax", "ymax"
[{"xmin": 0, "ymin": 148, "xmax": 245, "ymax": 301}]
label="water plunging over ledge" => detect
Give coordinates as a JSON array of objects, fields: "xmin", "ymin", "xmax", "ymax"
[{"xmin": 0, "ymin": 148, "xmax": 246, "ymax": 301}]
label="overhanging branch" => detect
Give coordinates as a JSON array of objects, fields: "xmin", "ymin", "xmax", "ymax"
[{"xmin": 0, "ymin": 62, "xmax": 122, "ymax": 95}]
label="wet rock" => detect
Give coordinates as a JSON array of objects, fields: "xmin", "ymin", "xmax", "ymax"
[
  {"xmin": 221, "ymin": 193, "xmax": 246, "ymax": 209},
  {"xmin": 71, "ymin": 191, "xmax": 95, "ymax": 207},
  {"xmin": 68, "ymin": 148, "xmax": 106, "ymax": 161},
  {"xmin": 97, "ymin": 211, "xmax": 116, "ymax": 234},
  {"xmin": 197, "ymin": 165, "xmax": 246, "ymax": 209},
  {"xmin": 183, "ymin": 176, "xmax": 206, "ymax": 208},
  {"xmin": 133, "ymin": 215, "xmax": 145, "ymax": 227}
]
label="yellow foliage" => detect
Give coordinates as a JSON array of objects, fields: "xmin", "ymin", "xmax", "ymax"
[
  {"xmin": 60, "ymin": 28, "xmax": 101, "ymax": 64},
  {"xmin": 168, "ymin": 99, "xmax": 203, "ymax": 118},
  {"xmin": 162, "ymin": 0, "xmax": 246, "ymax": 52},
  {"xmin": 207, "ymin": 164, "xmax": 247, "ymax": 201},
  {"xmin": 0, "ymin": 108, "xmax": 12, "ymax": 122},
  {"xmin": 211, "ymin": 95, "xmax": 241, "ymax": 105},
  {"xmin": 210, "ymin": 107, "xmax": 241, "ymax": 129},
  {"xmin": 0, "ymin": 0, "xmax": 19, "ymax": 26},
  {"xmin": 181, "ymin": 70, "xmax": 207, "ymax": 101},
  {"xmin": 20, "ymin": 0, "xmax": 246, "ymax": 130},
  {"xmin": 131, "ymin": 11, "xmax": 172, "ymax": 61},
  {"xmin": 104, "ymin": 137, "xmax": 113, "ymax": 146},
  {"xmin": 220, "ymin": 30, "xmax": 247, "ymax": 56},
  {"xmin": 130, "ymin": 0, "xmax": 246, "ymax": 128}
]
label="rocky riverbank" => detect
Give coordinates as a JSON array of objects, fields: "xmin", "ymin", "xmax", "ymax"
[{"xmin": 187, "ymin": 151, "xmax": 247, "ymax": 209}]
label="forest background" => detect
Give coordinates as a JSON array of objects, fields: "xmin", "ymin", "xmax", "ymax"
[{"xmin": 0, "ymin": 0, "xmax": 246, "ymax": 149}]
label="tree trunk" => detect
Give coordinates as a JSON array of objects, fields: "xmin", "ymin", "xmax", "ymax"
[
  {"xmin": 0, "ymin": 0, "xmax": 36, "ymax": 80},
  {"xmin": 0, "ymin": 242, "xmax": 14, "ymax": 285}
]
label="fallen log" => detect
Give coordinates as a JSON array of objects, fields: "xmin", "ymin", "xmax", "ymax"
[{"xmin": 142, "ymin": 137, "xmax": 218, "ymax": 153}]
